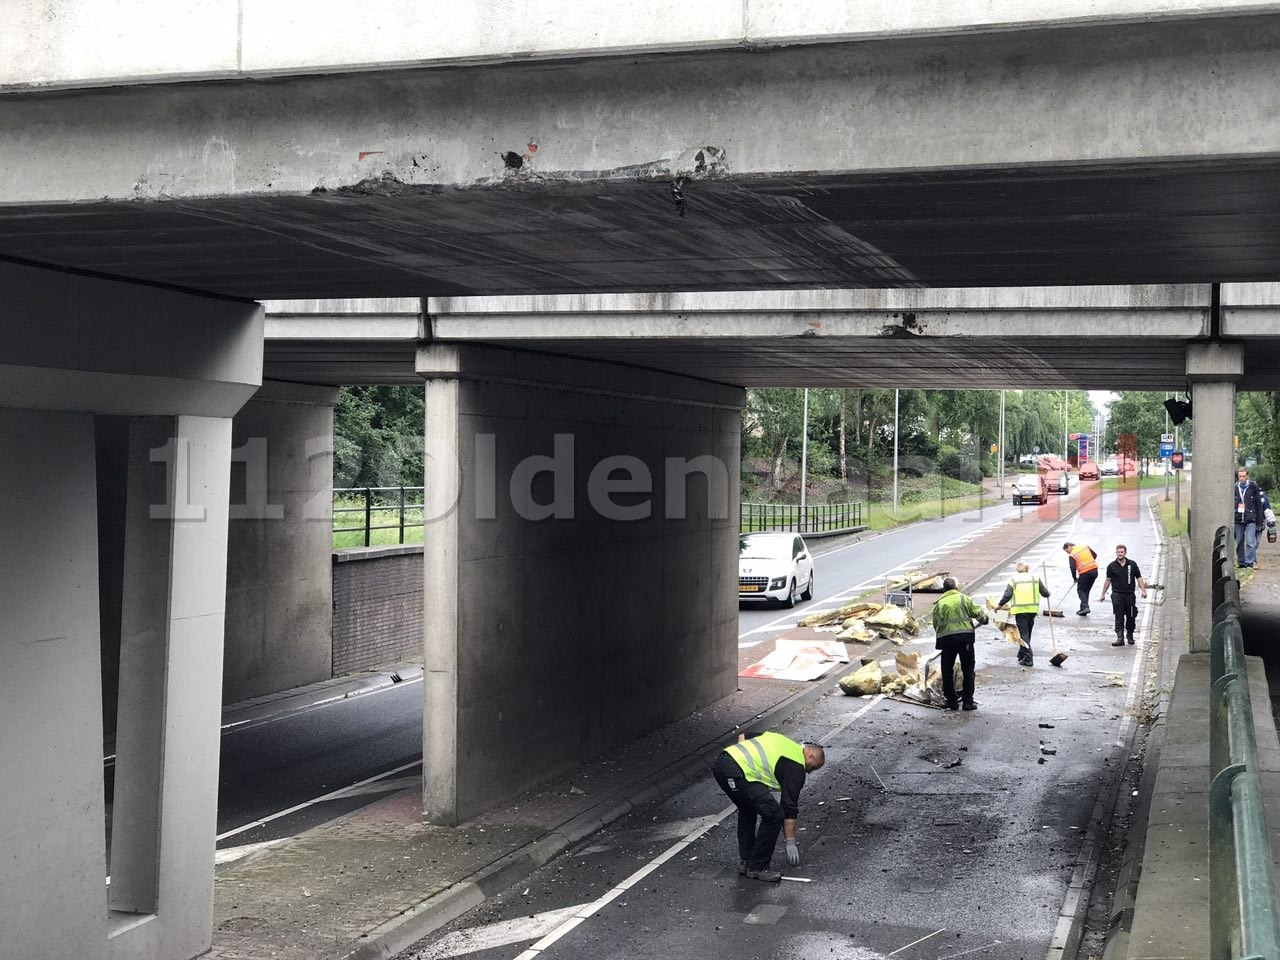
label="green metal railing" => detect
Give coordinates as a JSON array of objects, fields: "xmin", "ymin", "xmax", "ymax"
[
  {"xmin": 333, "ymin": 486, "xmax": 425, "ymax": 547},
  {"xmin": 740, "ymin": 501, "xmax": 864, "ymax": 534},
  {"xmin": 1209, "ymin": 525, "xmax": 1280, "ymax": 960}
]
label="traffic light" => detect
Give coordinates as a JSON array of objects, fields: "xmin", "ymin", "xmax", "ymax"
[{"xmin": 1163, "ymin": 397, "xmax": 1193, "ymax": 425}]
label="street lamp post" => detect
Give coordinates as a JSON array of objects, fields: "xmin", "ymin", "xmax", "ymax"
[
  {"xmin": 893, "ymin": 389, "xmax": 900, "ymax": 514},
  {"xmin": 998, "ymin": 389, "xmax": 1006, "ymax": 499},
  {"xmin": 799, "ymin": 387, "xmax": 809, "ymax": 530}
]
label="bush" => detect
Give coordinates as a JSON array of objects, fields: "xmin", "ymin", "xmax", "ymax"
[{"xmin": 939, "ymin": 449, "xmax": 983, "ymax": 485}]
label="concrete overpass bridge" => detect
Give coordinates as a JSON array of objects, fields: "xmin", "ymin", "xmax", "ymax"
[{"xmin": 5, "ymin": 4, "xmax": 1280, "ymax": 958}]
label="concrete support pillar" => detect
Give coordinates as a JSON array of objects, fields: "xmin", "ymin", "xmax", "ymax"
[
  {"xmin": 417, "ymin": 344, "xmax": 744, "ymax": 824},
  {"xmin": 0, "ymin": 260, "xmax": 261, "ymax": 960},
  {"xmin": 109, "ymin": 416, "xmax": 234, "ymax": 959},
  {"xmin": 1187, "ymin": 342, "xmax": 1244, "ymax": 651},
  {"xmin": 0, "ymin": 410, "xmax": 107, "ymax": 959},
  {"xmin": 224, "ymin": 380, "xmax": 338, "ymax": 701}
]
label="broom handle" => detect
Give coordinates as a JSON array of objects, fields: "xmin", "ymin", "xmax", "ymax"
[{"xmin": 1042, "ymin": 562, "xmax": 1059, "ymax": 654}]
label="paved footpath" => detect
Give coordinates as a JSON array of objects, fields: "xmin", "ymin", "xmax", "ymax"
[{"xmin": 207, "ymin": 484, "xmax": 1136, "ymax": 960}]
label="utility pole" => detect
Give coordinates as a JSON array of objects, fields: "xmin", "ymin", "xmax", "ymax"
[
  {"xmin": 1164, "ymin": 395, "xmax": 1171, "ymax": 501},
  {"xmin": 1063, "ymin": 390, "xmax": 1069, "ymax": 460},
  {"xmin": 800, "ymin": 387, "xmax": 810, "ymax": 531},
  {"xmin": 998, "ymin": 389, "xmax": 1006, "ymax": 498}
]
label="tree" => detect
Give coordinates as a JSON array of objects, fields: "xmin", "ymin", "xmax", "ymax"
[
  {"xmin": 333, "ymin": 385, "xmax": 425, "ymax": 489},
  {"xmin": 1103, "ymin": 392, "xmax": 1171, "ymax": 459}
]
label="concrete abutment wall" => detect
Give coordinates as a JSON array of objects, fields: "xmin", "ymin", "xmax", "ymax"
[{"xmin": 418, "ymin": 344, "xmax": 744, "ymax": 823}]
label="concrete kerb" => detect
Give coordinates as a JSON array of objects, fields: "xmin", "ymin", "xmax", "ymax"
[{"xmin": 1100, "ymin": 525, "xmax": 1189, "ymax": 960}]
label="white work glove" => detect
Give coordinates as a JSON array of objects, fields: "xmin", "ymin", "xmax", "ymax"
[{"xmin": 785, "ymin": 838, "xmax": 800, "ymax": 866}]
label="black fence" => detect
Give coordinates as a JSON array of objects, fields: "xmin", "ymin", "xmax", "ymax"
[
  {"xmin": 740, "ymin": 501, "xmax": 864, "ymax": 535},
  {"xmin": 333, "ymin": 487, "xmax": 425, "ymax": 547}
]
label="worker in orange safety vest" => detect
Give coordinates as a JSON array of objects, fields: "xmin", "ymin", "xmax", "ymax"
[{"xmin": 1062, "ymin": 541, "xmax": 1099, "ymax": 616}]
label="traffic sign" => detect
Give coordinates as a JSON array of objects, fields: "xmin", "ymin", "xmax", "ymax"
[
  {"xmin": 1171, "ymin": 450, "xmax": 1185, "ymax": 470},
  {"xmin": 1159, "ymin": 432, "xmax": 1175, "ymax": 458}
]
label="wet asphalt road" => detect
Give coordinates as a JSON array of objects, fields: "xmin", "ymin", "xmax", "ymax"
[{"xmin": 402, "ymin": 490, "xmax": 1164, "ymax": 960}]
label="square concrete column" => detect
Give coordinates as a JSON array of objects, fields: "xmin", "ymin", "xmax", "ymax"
[
  {"xmin": 224, "ymin": 380, "xmax": 338, "ymax": 702},
  {"xmin": 0, "ymin": 410, "xmax": 107, "ymax": 959},
  {"xmin": 1187, "ymin": 342, "xmax": 1244, "ymax": 652},
  {"xmin": 108, "ymin": 415, "xmax": 234, "ymax": 959},
  {"xmin": 418, "ymin": 344, "xmax": 744, "ymax": 824}
]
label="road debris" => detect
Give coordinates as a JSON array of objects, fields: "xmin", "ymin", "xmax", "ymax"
[
  {"xmin": 945, "ymin": 758, "xmax": 963, "ymax": 769},
  {"xmin": 781, "ymin": 876, "xmax": 812, "ymax": 882}
]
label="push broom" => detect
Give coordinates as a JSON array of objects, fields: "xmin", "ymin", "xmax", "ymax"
[{"xmin": 1041, "ymin": 562, "xmax": 1068, "ymax": 667}]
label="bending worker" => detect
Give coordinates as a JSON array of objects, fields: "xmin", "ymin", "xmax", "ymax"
[
  {"xmin": 998, "ymin": 561, "xmax": 1050, "ymax": 667},
  {"xmin": 931, "ymin": 577, "xmax": 989, "ymax": 711},
  {"xmin": 1063, "ymin": 541, "xmax": 1099, "ymax": 616},
  {"xmin": 711, "ymin": 731, "xmax": 825, "ymax": 883}
]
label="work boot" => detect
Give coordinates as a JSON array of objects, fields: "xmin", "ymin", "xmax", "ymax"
[
  {"xmin": 738, "ymin": 860, "xmax": 748, "ymax": 876},
  {"xmin": 1112, "ymin": 632, "xmax": 1125, "ymax": 646},
  {"xmin": 944, "ymin": 700, "xmax": 960, "ymax": 711},
  {"xmin": 745, "ymin": 867, "xmax": 783, "ymax": 883},
  {"xmin": 962, "ymin": 700, "xmax": 978, "ymax": 711},
  {"xmin": 1077, "ymin": 607, "xmax": 1089, "ymax": 617},
  {"xmin": 1127, "ymin": 633, "xmax": 1135, "ymax": 645}
]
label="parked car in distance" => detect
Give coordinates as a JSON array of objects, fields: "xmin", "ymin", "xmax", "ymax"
[
  {"xmin": 1078, "ymin": 460, "xmax": 1100, "ymax": 480},
  {"xmin": 739, "ymin": 532, "xmax": 814, "ymax": 608},
  {"xmin": 1041, "ymin": 467, "xmax": 1071, "ymax": 495},
  {"xmin": 1012, "ymin": 473, "xmax": 1049, "ymax": 505},
  {"xmin": 1100, "ymin": 459, "xmax": 1119, "ymax": 476}
]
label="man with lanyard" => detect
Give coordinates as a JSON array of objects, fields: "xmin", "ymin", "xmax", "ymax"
[
  {"xmin": 1234, "ymin": 467, "xmax": 1266, "ymax": 569},
  {"xmin": 1098, "ymin": 544, "xmax": 1148, "ymax": 646},
  {"xmin": 711, "ymin": 731, "xmax": 825, "ymax": 882},
  {"xmin": 997, "ymin": 561, "xmax": 1050, "ymax": 667},
  {"xmin": 1062, "ymin": 541, "xmax": 1099, "ymax": 616},
  {"xmin": 931, "ymin": 577, "xmax": 989, "ymax": 711}
]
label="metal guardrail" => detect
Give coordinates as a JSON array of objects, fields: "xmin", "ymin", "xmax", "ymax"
[
  {"xmin": 334, "ymin": 486, "xmax": 425, "ymax": 546},
  {"xmin": 740, "ymin": 501, "xmax": 864, "ymax": 534},
  {"xmin": 1209, "ymin": 525, "xmax": 1280, "ymax": 960}
]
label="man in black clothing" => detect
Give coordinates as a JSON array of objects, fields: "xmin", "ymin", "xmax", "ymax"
[
  {"xmin": 711, "ymin": 732, "xmax": 825, "ymax": 882},
  {"xmin": 1098, "ymin": 544, "xmax": 1148, "ymax": 646}
]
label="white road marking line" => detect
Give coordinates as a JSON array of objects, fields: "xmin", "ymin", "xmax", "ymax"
[
  {"xmin": 887, "ymin": 927, "xmax": 946, "ymax": 956},
  {"xmin": 103, "ymin": 674, "xmax": 423, "ymax": 767},
  {"xmin": 937, "ymin": 941, "xmax": 1003, "ymax": 959},
  {"xmin": 510, "ymin": 811, "xmax": 728, "ymax": 960},
  {"xmin": 411, "ymin": 906, "xmax": 583, "ymax": 960},
  {"xmin": 509, "ymin": 700, "xmax": 889, "ymax": 960},
  {"xmin": 215, "ymin": 759, "xmax": 421, "ymax": 843},
  {"xmin": 214, "ymin": 838, "xmax": 286, "ymax": 866}
]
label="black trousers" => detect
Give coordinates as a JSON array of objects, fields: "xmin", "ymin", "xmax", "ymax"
[
  {"xmin": 937, "ymin": 633, "xmax": 976, "ymax": 704},
  {"xmin": 1111, "ymin": 594, "xmax": 1138, "ymax": 636},
  {"xmin": 1014, "ymin": 613, "xmax": 1036, "ymax": 658},
  {"xmin": 1075, "ymin": 570, "xmax": 1098, "ymax": 612},
  {"xmin": 712, "ymin": 752, "xmax": 784, "ymax": 870}
]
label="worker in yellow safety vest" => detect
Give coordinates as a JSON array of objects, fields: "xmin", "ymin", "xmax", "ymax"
[
  {"xmin": 1062, "ymin": 541, "xmax": 1099, "ymax": 616},
  {"xmin": 997, "ymin": 561, "xmax": 1050, "ymax": 667},
  {"xmin": 711, "ymin": 731, "xmax": 825, "ymax": 883},
  {"xmin": 931, "ymin": 578, "xmax": 989, "ymax": 711}
]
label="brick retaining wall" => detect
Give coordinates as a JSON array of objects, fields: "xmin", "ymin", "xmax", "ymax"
[{"xmin": 332, "ymin": 545, "xmax": 423, "ymax": 675}]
